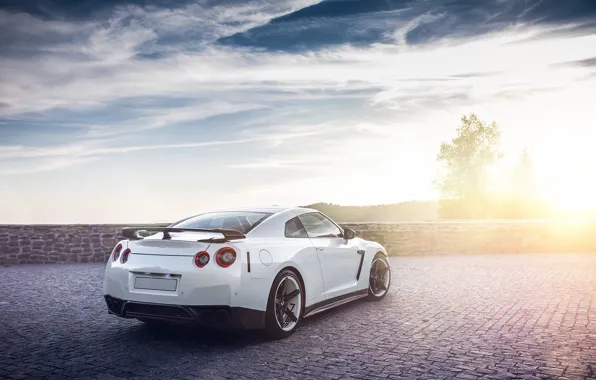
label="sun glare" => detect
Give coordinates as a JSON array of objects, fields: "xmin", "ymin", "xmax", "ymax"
[
  {"xmin": 532, "ymin": 154, "xmax": 596, "ymax": 216},
  {"xmin": 543, "ymin": 180, "xmax": 596, "ymax": 215}
]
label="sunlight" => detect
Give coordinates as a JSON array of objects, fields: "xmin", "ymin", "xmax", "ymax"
[
  {"xmin": 543, "ymin": 177, "xmax": 596, "ymax": 215},
  {"xmin": 465, "ymin": 70, "xmax": 596, "ymax": 218}
]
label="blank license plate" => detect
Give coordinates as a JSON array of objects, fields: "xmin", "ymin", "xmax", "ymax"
[{"xmin": 134, "ymin": 277, "xmax": 177, "ymax": 291}]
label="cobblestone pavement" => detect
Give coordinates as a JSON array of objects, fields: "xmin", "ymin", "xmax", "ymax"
[{"xmin": 1, "ymin": 253, "xmax": 596, "ymax": 380}]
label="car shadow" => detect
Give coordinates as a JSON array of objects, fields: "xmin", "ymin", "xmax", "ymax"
[
  {"xmin": 115, "ymin": 295, "xmax": 379, "ymax": 347},
  {"xmin": 5, "ymin": 294, "xmax": 392, "ymax": 379},
  {"xmin": 120, "ymin": 321, "xmax": 269, "ymax": 348},
  {"xmin": 298, "ymin": 296, "xmax": 383, "ymax": 327}
]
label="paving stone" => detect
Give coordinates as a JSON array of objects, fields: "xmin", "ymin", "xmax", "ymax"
[{"xmin": 1, "ymin": 253, "xmax": 596, "ymax": 379}]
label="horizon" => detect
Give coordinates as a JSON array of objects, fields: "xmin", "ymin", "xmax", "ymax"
[
  {"xmin": 2, "ymin": 199, "xmax": 596, "ymax": 225},
  {"xmin": 1, "ymin": 0, "xmax": 596, "ymax": 224}
]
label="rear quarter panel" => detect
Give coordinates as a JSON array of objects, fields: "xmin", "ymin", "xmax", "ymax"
[{"xmin": 244, "ymin": 237, "xmax": 326, "ymax": 308}]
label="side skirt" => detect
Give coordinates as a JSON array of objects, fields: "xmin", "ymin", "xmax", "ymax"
[{"xmin": 303, "ymin": 288, "xmax": 368, "ymax": 318}]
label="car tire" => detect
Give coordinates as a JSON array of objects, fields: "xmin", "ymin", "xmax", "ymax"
[
  {"xmin": 367, "ymin": 253, "xmax": 391, "ymax": 301},
  {"xmin": 264, "ymin": 269, "xmax": 304, "ymax": 340}
]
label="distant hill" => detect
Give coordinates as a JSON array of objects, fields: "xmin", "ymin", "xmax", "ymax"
[{"xmin": 304, "ymin": 201, "xmax": 439, "ymax": 223}]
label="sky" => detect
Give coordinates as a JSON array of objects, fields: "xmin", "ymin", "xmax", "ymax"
[{"xmin": 1, "ymin": 0, "xmax": 596, "ymax": 223}]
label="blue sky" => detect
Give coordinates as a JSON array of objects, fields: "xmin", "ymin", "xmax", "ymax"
[{"xmin": 1, "ymin": 0, "xmax": 596, "ymax": 223}]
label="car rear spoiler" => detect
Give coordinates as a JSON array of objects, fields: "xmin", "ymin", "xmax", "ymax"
[{"xmin": 121, "ymin": 227, "xmax": 246, "ymax": 243}]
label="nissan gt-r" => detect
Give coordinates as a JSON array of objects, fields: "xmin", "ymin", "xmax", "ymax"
[{"xmin": 103, "ymin": 206, "xmax": 391, "ymax": 339}]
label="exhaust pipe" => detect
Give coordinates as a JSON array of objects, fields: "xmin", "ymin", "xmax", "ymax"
[{"xmin": 105, "ymin": 297, "xmax": 123, "ymax": 315}]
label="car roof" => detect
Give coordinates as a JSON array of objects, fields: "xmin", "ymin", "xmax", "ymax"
[
  {"xmin": 171, "ymin": 206, "xmax": 332, "ymax": 238},
  {"xmin": 204, "ymin": 205, "xmax": 316, "ymax": 214}
]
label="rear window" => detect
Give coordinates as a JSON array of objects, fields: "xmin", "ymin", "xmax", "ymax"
[{"xmin": 171, "ymin": 211, "xmax": 272, "ymax": 234}]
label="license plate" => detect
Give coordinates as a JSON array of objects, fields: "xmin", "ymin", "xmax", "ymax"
[{"xmin": 134, "ymin": 277, "xmax": 178, "ymax": 291}]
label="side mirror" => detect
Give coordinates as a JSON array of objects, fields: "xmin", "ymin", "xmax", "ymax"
[{"xmin": 343, "ymin": 228, "xmax": 356, "ymax": 240}]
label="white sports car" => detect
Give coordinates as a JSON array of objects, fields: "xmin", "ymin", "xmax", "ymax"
[{"xmin": 103, "ymin": 206, "xmax": 391, "ymax": 339}]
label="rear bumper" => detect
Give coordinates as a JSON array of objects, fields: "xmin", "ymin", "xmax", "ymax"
[{"xmin": 104, "ymin": 295, "xmax": 265, "ymax": 330}]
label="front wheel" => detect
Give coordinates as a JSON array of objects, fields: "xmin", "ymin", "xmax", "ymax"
[
  {"xmin": 264, "ymin": 269, "xmax": 304, "ymax": 340},
  {"xmin": 367, "ymin": 253, "xmax": 391, "ymax": 301}
]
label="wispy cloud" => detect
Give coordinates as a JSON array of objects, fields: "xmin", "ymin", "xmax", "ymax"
[
  {"xmin": 2, "ymin": 0, "xmax": 594, "ymax": 119},
  {"xmin": 555, "ymin": 56, "xmax": 596, "ymax": 68},
  {"xmin": 0, "ymin": 156, "xmax": 101, "ymax": 175},
  {"xmin": 77, "ymin": 101, "xmax": 271, "ymax": 139},
  {"xmin": 1, "ymin": 0, "xmax": 596, "ymax": 222},
  {"xmin": 0, "ymin": 130, "xmax": 326, "ymax": 160},
  {"xmin": 2, "ymin": 20, "xmax": 595, "ymax": 174}
]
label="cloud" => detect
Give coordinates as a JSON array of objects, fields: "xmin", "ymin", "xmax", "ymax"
[
  {"xmin": 227, "ymin": 158, "xmax": 317, "ymax": 169},
  {"xmin": 77, "ymin": 101, "xmax": 271, "ymax": 139},
  {"xmin": 554, "ymin": 56, "xmax": 596, "ymax": 68},
  {"xmin": 0, "ymin": 156, "xmax": 101, "ymax": 175},
  {"xmin": 0, "ymin": 0, "xmax": 322, "ymax": 116},
  {"xmin": 219, "ymin": 0, "xmax": 596, "ymax": 51},
  {"xmin": 2, "ymin": 26, "xmax": 592, "ymax": 119},
  {"xmin": 1, "ymin": 0, "xmax": 596, "ymax": 183},
  {"xmin": 1, "ymin": 0, "xmax": 594, "ymax": 126},
  {"xmin": 0, "ymin": 129, "xmax": 326, "ymax": 159},
  {"xmin": 225, "ymin": 120, "xmax": 424, "ymax": 172},
  {"xmin": 0, "ymin": 126, "xmax": 332, "ymax": 176},
  {"xmin": 0, "ymin": 5, "xmax": 595, "ymax": 224}
]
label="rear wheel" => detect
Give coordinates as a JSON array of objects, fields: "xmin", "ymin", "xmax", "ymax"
[
  {"xmin": 264, "ymin": 269, "xmax": 303, "ymax": 340},
  {"xmin": 367, "ymin": 253, "xmax": 391, "ymax": 301}
]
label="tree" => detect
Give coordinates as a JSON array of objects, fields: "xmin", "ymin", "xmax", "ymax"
[
  {"xmin": 510, "ymin": 147, "xmax": 536, "ymax": 199},
  {"xmin": 500, "ymin": 147, "xmax": 547, "ymax": 218},
  {"xmin": 435, "ymin": 113, "xmax": 501, "ymax": 218}
]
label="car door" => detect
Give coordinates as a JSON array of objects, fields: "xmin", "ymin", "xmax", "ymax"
[
  {"xmin": 297, "ymin": 212, "xmax": 362, "ymax": 300},
  {"xmin": 282, "ymin": 216, "xmax": 326, "ymax": 306}
]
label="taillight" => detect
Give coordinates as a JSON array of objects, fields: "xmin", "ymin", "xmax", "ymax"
[
  {"xmin": 112, "ymin": 244, "xmax": 123, "ymax": 261},
  {"xmin": 194, "ymin": 251, "xmax": 210, "ymax": 268},
  {"xmin": 121, "ymin": 248, "xmax": 131, "ymax": 264},
  {"xmin": 215, "ymin": 247, "xmax": 236, "ymax": 268}
]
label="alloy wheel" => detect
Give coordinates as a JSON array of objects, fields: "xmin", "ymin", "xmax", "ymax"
[
  {"xmin": 369, "ymin": 257, "xmax": 390, "ymax": 297},
  {"xmin": 274, "ymin": 276, "xmax": 302, "ymax": 331}
]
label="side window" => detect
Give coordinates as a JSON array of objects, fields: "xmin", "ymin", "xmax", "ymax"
[
  {"xmin": 298, "ymin": 213, "xmax": 342, "ymax": 238},
  {"xmin": 285, "ymin": 217, "xmax": 308, "ymax": 238}
]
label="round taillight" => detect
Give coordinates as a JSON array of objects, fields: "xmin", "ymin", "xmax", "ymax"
[
  {"xmin": 121, "ymin": 248, "xmax": 131, "ymax": 264},
  {"xmin": 194, "ymin": 251, "xmax": 210, "ymax": 268},
  {"xmin": 112, "ymin": 244, "xmax": 123, "ymax": 261},
  {"xmin": 215, "ymin": 248, "xmax": 236, "ymax": 268}
]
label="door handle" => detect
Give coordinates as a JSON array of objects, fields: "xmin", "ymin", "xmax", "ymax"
[{"xmin": 316, "ymin": 247, "xmax": 324, "ymax": 251}]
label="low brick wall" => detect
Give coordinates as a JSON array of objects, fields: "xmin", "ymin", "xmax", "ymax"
[
  {"xmin": 0, "ymin": 224, "xmax": 140, "ymax": 265},
  {"xmin": 343, "ymin": 221, "xmax": 596, "ymax": 256},
  {"xmin": 1, "ymin": 221, "xmax": 595, "ymax": 265}
]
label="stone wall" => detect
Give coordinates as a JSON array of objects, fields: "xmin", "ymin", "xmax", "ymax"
[
  {"xmin": 1, "ymin": 221, "xmax": 595, "ymax": 265},
  {"xmin": 343, "ymin": 221, "xmax": 596, "ymax": 256},
  {"xmin": 0, "ymin": 224, "xmax": 139, "ymax": 265}
]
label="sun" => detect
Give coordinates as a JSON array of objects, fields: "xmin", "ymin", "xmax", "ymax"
[
  {"xmin": 549, "ymin": 191, "xmax": 593, "ymax": 214},
  {"xmin": 538, "ymin": 171, "xmax": 596, "ymax": 216}
]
